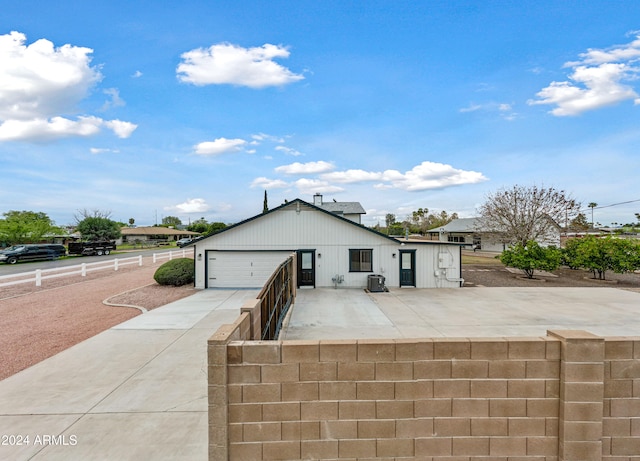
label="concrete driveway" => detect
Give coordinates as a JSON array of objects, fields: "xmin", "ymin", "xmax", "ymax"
[{"xmin": 281, "ymin": 286, "xmax": 640, "ymax": 339}]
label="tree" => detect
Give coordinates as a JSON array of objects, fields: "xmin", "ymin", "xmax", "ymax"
[
  {"xmin": 568, "ymin": 213, "xmax": 590, "ymax": 232},
  {"xmin": 406, "ymin": 208, "xmax": 459, "ymax": 234},
  {"xmin": 187, "ymin": 217, "xmax": 209, "ymax": 233},
  {"xmin": 208, "ymin": 222, "xmax": 228, "ymax": 234},
  {"xmin": 388, "ymin": 223, "xmax": 405, "ymax": 236},
  {"xmin": 75, "ymin": 209, "xmax": 121, "ymax": 241},
  {"xmin": 385, "ymin": 213, "xmax": 396, "ymax": 228},
  {"xmin": 477, "ymin": 185, "xmax": 580, "ymax": 246},
  {"xmin": 563, "ymin": 235, "xmax": 640, "ymax": 280},
  {"xmin": 263, "ymin": 190, "xmax": 269, "ymax": 214},
  {"xmin": 75, "ymin": 209, "xmax": 113, "ymax": 221},
  {"xmin": 0, "ymin": 210, "xmax": 60, "ymax": 245},
  {"xmin": 128, "ymin": 218, "xmax": 135, "ymax": 227},
  {"xmin": 588, "ymin": 202, "xmax": 598, "ymax": 228},
  {"xmin": 500, "ymin": 241, "xmax": 562, "ymax": 279},
  {"xmin": 75, "ymin": 217, "xmax": 122, "ymax": 241},
  {"xmin": 162, "ymin": 216, "xmax": 182, "ymax": 228}
]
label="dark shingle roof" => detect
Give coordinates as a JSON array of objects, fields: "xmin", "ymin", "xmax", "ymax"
[{"xmin": 318, "ymin": 201, "xmax": 366, "ymax": 215}]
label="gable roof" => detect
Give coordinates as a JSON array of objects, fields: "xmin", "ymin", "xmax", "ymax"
[
  {"xmin": 189, "ymin": 198, "xmax": 464, "ymax": 248},
  {"xmin": 193, "ymin": 198, "xmax": 397, "ymax": 245}
]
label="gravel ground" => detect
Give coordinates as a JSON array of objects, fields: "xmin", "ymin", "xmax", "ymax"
[
  {"xmin": 2, "ymin": 252, "xmax": 638, "ymax": 381},
  {"xmin": 0, "ymin": 260, "xmax": 196, "ymax": 380}
]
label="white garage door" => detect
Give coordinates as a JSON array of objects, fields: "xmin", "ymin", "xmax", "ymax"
[{"xmin": 207, "ymin": 251, "xmax": 291, "ymax": 288}]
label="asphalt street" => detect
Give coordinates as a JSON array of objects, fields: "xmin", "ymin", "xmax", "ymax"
[{"xmin": 0, "ymin": 248, "xmax": 185, "ymax": 277}]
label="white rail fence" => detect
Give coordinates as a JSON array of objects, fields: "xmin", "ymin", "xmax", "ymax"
[{"xmin": 0, "ymin": 249, "xmax": 191, "ymax": 288}]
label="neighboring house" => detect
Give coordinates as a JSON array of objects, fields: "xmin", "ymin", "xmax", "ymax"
[
  {"xmin": 118, "ymin": 226, "xmax": 200, "ymax": 244},
  {"xmin": 428, "ymin": 217, "xmax": 561, "ymax": 252},
  {"xmin": 312, "ymin": 193, "xmax": 366, "ymax": 224},
  {"xmin": 191, "ymin": 198, "xmax": 463, "ymax": 289}
]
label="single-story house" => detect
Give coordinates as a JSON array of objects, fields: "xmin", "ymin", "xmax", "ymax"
[
  {"xmin": 118, "ymin": 226, "xmax": 200, "ymax": 244},
  {"xmin": 190, "ymin": 198, "xmax": 463, "ymax": 289},
  {"xmin": 428, "ymin": 217, "xmax": 561, "ymax": 252}
]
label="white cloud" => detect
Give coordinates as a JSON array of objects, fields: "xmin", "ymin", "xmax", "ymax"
[
  {"xmin": 90, "ymin": 147, "xmax": 119, "ymax": 154},
  {"xmin": 0, "ymin": 116, "xmax": 101, "ymax": 141},
  {"xmin": 459, "ymin": 102, "xmax": 515, "ymax": 119},
  {"xmin": 0, "ymin": 116, "xmax": 137, "ymax": 141},
  {"xmin": 101, "ymin": 88, "xmax": 125, "ymax": 111},
  {"xmin": 132, "ymin": 70, "xmax": 143, "ymax": 78},
  {"xmin": 321, "ymin": 169, "xmax": 384, "ymax": 183},
  {"xmin": 322, "ymin": 161, "xmax": 487, "ymax": 191},
  {"xmin": 0, "ymin": 31, "xmax": 136, "ymax": 142},
  {"xmin": 529, "ymin": 34, "xmax": 640, "ymax": 116},
  {"xmin": 165, "ymin": 198, "xmax": 210, "ymax": 214},
  {"xmin": 177, "ymin": 43, "xmax": 304, "ymax": 88},
  {"xmin": 275, "ymin": 145, "xmax": 303, "ymax": 156},
  {"xmin": 251, "ymin": 177, "xmax": 289, "ymax": 189},
  {"xmin": 251, "ymin": 132, "xmax": 285, "ymax": 143},
  {"xmin": 569, "ymin": 33, "xmax": 640, "ymax": 66},
  {"xmin": 380, "ymin": 161, "xmax": 487, "ymax": 191},
  {"xmin": 194, "ymin": 137, "xmax": 247, "ymax": 156},
  {"xmin": 459, "ymin": 104, "xmax": 482, "ymax": 113},
  {"xmin": 104, "ymin": 119, "xmax": 137, "ymax": 138},
  {"xmin": 294, "ymin": 178, "xmax": 344, "ymax": 195},
  {"xmin": 275, "ymin": 161, "xmax": 335, "ymax": 175}
]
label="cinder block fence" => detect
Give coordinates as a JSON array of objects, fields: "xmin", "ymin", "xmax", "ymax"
[{"xmin": 209, "ymin": 309, "xmax": 640, "ymax": 460}]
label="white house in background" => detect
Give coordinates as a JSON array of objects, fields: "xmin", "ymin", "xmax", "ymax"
[
  {"xmin": 190, "ymin": 198, "xmax": 463, "ymax": 289},
  {"xmin": 429, "ymin": 217, "xmax": 561, "ymax": 252}
]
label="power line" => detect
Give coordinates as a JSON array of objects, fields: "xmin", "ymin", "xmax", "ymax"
[{"xmin": 582, "ymin": 199, "xmax": 640, "ymax": 212}]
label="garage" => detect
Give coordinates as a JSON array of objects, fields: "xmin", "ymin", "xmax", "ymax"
[{"xmin": 206, "ymin": 251, "xmax": 292, "ymax": 288}]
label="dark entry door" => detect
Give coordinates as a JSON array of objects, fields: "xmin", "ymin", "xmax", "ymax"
[
  {"xmin": 399, "ymin": 250, "xmax": 416, "ymax": 287},
  {"xmin": 297, "ymin": 250, "xmax": 315, "ymax": 287}
]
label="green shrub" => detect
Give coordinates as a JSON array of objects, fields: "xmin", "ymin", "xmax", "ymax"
[
  {"xmin": 500, "ymin": 241, "xmax": 561, "ymax": 279},
  {"xmin": 153, "ymin": 258, "xmax": 194, "ymax": 286}
]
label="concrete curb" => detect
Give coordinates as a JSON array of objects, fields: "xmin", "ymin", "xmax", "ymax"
[{"xmin": 102, "ymin": 283, "xmax": 156, "ymax": 313}]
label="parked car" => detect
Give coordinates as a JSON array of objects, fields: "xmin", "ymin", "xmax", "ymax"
[
  {"xmin": 176, "ymin": 238, "xmax": 193, "ymax": 247},
  {"xmin": 0, "ymin": 244, "xmax": 66, "ymax": 264}
]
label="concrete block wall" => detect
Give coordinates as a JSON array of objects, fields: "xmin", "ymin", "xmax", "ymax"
[
  {"xmin": 208, "ymin": 331, "xmax": 640, "ymax": 461},
  {"xmin": 603, "ymin": 337, "xmax": 640, "ymax": 460}
]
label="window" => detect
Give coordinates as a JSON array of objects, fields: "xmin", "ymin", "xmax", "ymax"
[
  {"xmin": 349, "ymin": 249, "xmax": 372, "ymax": 272},
  {"xmin": 448, "ymin": 235, "xmax": 466, "ymax": 243}
]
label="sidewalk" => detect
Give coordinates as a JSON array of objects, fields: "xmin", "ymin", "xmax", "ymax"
[{"xmin": 0, "ymin": 289, "xmax": 258, "ymax": 461}]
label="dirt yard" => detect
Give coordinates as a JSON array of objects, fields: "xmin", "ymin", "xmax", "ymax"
[
  {"xmin": 0, "ymin": 261, "xmax": 195, "ymax": 380},
  {"xmin": 461, "ymin": 250, "xmax": 640, "ymax": 291}
]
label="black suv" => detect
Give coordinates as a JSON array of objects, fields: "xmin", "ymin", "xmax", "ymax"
[{"xmin": 0, "ymin": 244, "xmax": 66, "ymax": 264}]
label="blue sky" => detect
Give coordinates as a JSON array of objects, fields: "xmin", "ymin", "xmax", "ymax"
[{"xmin": 2, "ymin": 1, "xmax": 640, "ymax": 228}]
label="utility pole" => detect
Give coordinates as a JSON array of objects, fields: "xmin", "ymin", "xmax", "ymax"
[{"xmin": 588, "ymin": 202, "xmax": 597, "ymax": 228}]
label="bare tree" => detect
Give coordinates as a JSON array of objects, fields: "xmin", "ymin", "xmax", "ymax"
[
  {"xmin": 74, "ymin": 209, "xmax": 113, "ymax": 223},
  {"xmin": 476, "ymin": 185, "xmax": 580, "ymax": 246}
]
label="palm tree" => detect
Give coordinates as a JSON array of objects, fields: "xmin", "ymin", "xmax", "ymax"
[{"xmin": 588, "ymin": 202, "xmax": 598, "ymax": 228}]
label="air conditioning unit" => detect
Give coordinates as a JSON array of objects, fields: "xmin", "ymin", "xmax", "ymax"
[{"xmin": 367, "ymin": 274, "xmax": 385, "ymax": 292}]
